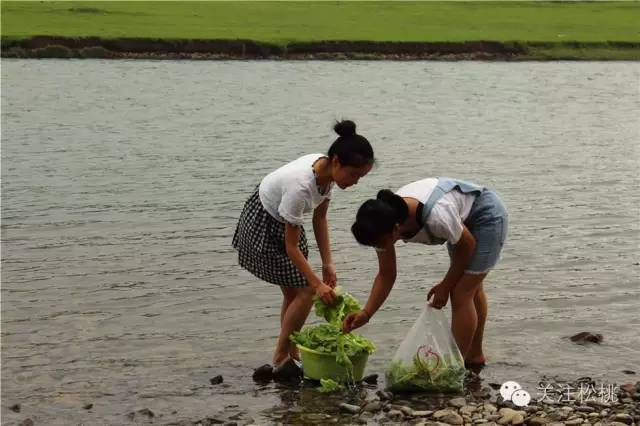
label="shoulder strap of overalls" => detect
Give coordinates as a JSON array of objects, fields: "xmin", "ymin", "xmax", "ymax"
[{"xmin": 420, "ymin": 178, "xmax": 485, "ymax": 245}]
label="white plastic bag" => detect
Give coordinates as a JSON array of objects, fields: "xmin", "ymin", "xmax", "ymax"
[{"xmin": 385, "ymin": 304, "xmax": 465, "ymax": 393}]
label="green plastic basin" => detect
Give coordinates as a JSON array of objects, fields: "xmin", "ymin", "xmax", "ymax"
[{"xmin": 297, "ymin": 344, "xmax": 369, "ymax": 382}]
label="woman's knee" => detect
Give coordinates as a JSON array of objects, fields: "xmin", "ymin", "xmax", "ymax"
[
  {"xmin": 296, "ymin": 286, "xmax": 315, "ymax": 302},
  {"xmin": 281, "ymin": 287, "xmax": 298, "ymax": 302},
  {"xmin": 450, "ymin": 274, "xmax": 486, "ymax": 308}
]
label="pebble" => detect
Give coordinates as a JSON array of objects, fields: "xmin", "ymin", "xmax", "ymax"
[
  {"xmin": 10, "ymin": 404, "xmax": 21, "ymax": 413},
  {"xmin": 210, "ymin": 375, "xmax": 224, "ymax": 385},
  {"xmin": 565, "ymin": 419, "xmax": 583, "ymax": 425},
  {"xmin": 437, "ymin": 411, "xmax": 464, "ymax": 425},
  {"xmin": 83, "ymin": 403, "xmax": 93, "ymax": 410},
  {"xmin": 484, "ymin": 403, "xmax": 498, "ymax": 414},
  {"xmin": 400, "ymin": 406, "xmax": 414, "ymax": 417},
  {"xmin": 620, "ymin": 383, "xmax": 635, "ymax": 393},
  {"xmin": 362, "ymin": 401, "xmax": 382, "ymax": 413},
  {"xmin": 575, "ymin": 406, "xmax": 594, "ymax": 413},
  {"xmin": 611, "ymin": 413, "xmax": 633, "ymax": 424},
  {"xmin": 450, "ymin": 397, "xmax": 468, "ymax": 408},
  {"xmin": 412, "ymin": 410, "xmax": 433, "ymax": 417},
  {"xmin": 376, "ymin": 390, "xmax": 394, "ymax": 400},
  {"xmin": 497, "ymin": 408, "xmax": 524, "ymax": 425},
  {"xmin": 461, "ymin": 405, "xmax": 477, "ymax": 415},
  {"xmin": 387, "ymin": 409, "xmax": 404, "ymax": 420},
  {"xmin": 339, "ymin": 403, "xmax": 361, "ymax": 414},
  {"xmin": 528, "ymin": 416, "xmax": 551, "ymax": 426}
]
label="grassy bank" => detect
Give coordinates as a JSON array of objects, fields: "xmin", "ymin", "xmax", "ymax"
[{"xmin": 2, "ymin": 1, "xmax": 640, "ymax": 60}]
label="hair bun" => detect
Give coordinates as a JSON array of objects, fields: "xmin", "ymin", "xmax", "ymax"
[
  {"xmin": 376, "ymin": 189, "xmax": 396, "ymax": 204},
  {"xmin": 334, "ymin": 120, "xmax": 356, "ymax": 137},
  {"xmin": 376, "ymin": 189, "xmax": 409, "ymax": 223}
]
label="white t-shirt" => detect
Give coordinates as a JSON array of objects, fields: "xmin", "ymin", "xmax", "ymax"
[
  {"xmin": 259, "ymin": 154, "xmax": 333, "ymax": 226},
  {"xmin": 396, "ymin": 178, "xmax": 476, "ymax": 245}
]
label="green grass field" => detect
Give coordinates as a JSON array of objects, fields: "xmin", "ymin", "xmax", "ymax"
[{"xmin": 2, "ymin": 1, "xmax": 639, "ymax": 44}]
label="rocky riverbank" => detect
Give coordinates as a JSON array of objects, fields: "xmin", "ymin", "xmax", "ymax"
[{"xmin": 109, "ymin": 375, "xmax": 639, "ymax": 426}]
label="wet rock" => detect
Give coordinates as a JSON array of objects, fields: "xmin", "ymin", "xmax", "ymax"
[
  {"xmin": 527, "ymin": 416, "xmax": 550, "ymax": 426},
  {"xmin": 137, "ymin": 408, "xmax": 155, "ymax": 418},
  {"xmin": 10, "ymin": 404, "xmax": 21, "ymax": 413},
  {"xmin": 83, "ymin": 403, "xmax": 93, "ymax": 410},
  {"xmin": 450, "ymin": 397, "xmax": 468, "ymax": 408},
  {"xmin": 620, "ymin": 383, "xmax": 635, "ymax": 394},
  {"xmin": 434, "ymin": 409, "xmax": 463, "ymax": 425},
  {"xmin": 362, "ymin": 374, "xmax": 378, "ymax": 384},
  {"xmin": 569, "ymin": 332, "xmax": 603, "ymax": 344},
  {"xmin": 252, "ymin": 364, "xmax": 273, "ymax": 382},
  {"xmin": 611, "ymin": 413, "xmax": 633, "ymax": 424},
  {"xmin": 484, "ymin": 403, "xmax": 498, "ymax": 414},
  {"xmin": 362, "ymin": 401, "xmax": 382, "ymax": 413},
  {"xmin": 498, "ymin": 408, "xmax": 525, "ymax": 425},
  {"xmin": 339, "ymin": 403, "xmax": 361, "ymax": 414},
  {"xmin": 400, "ymin": 406, "xmax": 415, "ymax": 417},
  {"xmin": 460, "ymin": 405, "xmax": 476, "ymax": 416},
  {"xmin": 18, "ymin": 420, "xmax": 33, "ymax": 426},
  {"xmin": 387, "ymin": 409, "xmax": 404, "ymax": 420},
  {"xmin": 210, "ymin": 375, "xmax": 224, "ymax": 385},
  {"xmin": 376, "ymin": 389, "xmax": 394, "ymax": 400}
]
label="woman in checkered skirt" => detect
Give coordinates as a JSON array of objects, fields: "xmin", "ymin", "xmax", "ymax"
[{"xmin": 233, "ymin": 120, "xmax": 374, "ymax": 374}]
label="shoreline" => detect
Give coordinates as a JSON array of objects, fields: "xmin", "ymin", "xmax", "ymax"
[{"xmin": 3, "ymin": 37, "xmax": 640, "ymax": 61}]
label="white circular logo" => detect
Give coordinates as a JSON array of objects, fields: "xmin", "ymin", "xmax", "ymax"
[
  {"xmin": 500, "ymin": 381, "xmax": 522, "ymax": 400},
  {"xmin": 511, "ymin": 389, "xmax": 531, "ymax": 407}
]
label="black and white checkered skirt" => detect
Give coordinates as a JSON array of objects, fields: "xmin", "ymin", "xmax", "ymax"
[{"xmin": 232, "ymin": 188, "xmax": 309, "ymax": 288}]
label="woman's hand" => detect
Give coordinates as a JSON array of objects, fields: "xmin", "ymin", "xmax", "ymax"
[
  {"xmin": 314, "ymin": 282, "xmax": 336, "ymax": 305},
  {"xmin": 427, "ymin": 282, "xmax": 450, "ymax": 309},
  {"xmin": 322, "ymin": 263, "xmax": 337, "ymax": 288},
  {"xmin": 342, "ymin": 310, "xmax": 370, "ymax": 334}
]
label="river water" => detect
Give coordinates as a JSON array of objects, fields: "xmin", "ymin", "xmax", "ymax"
[{"xmin": 2, "ymin": 59, "xmax": 639, "ymax": 425}]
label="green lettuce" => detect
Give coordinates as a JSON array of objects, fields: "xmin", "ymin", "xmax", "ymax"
[
  {"xmin": 385, "ymin": 354, "xmax": 465, "ymax": 393},
  {"xmin": 313, "ymin": 286, "xmax": 361, "ymax": 326},
  {"xmin": 290, "ymin": 287, "xmax": 375, "ymax": 374},
  {"xmin": 318, "ymin": 378, "xmax": 345, "ymax": 393}
]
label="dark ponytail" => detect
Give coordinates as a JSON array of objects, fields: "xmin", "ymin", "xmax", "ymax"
[
  {"xmin": 351, "ymin": 190, "xmax": 408, "ymax": 247},
  {"xmin": 328, "ymin": 120, "xmax": 374, "ymax": 168}
]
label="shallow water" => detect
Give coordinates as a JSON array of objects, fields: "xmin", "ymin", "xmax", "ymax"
[{"xmin": 2, "ymin": 59, "xmax": 639, "ymax": 425}]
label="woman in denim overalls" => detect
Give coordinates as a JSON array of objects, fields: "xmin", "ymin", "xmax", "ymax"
[{"xmin": 344, "ymin": 178, "xmax": 508, "ymax": 367}]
